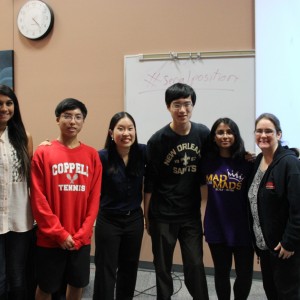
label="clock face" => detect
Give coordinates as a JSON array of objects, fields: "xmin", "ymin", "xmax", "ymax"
[{"xmin": 17, "ymin": 0, "xmax": 54, "ymax": 40}]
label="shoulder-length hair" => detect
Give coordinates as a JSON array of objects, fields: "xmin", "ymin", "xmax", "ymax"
[
  {"xmin": 255, "ymin": 112, "xmax": 282, "ymax": 145},
  {"xmin": 208, "ymin": 117, "xmax": 246, "ymax": 159},
  {"xmin": 104, "ymin": 111, "xmax": 143, "ymax": 176},
  {"xmin": 0, "ymin": 85, "xmax": 30, "ymax": 181}
]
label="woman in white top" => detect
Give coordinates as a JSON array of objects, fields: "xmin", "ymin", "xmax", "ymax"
[{"xmin": 0, "ymin": 85, "xmax": 33, "ymax": 300}]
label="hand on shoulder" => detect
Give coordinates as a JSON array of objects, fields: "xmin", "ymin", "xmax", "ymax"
[
  {"xmin": 245, "ymin": 151, "xmax": 256, "ymax": 162},
  {"xmin": 39, "ymin": 139, "xmax": 52, "ymax": 146}
]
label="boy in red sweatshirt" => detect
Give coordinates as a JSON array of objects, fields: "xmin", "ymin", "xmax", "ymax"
[{"xmin": 30, "ymin": 98, "xmax": 102, "ymax": 300}]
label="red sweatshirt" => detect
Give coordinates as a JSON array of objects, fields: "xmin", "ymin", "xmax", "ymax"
[{"xmin": 31, "ymin": 140, "xmax": 102, "ymax": 249}]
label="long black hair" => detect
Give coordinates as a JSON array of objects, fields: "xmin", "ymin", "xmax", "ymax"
[
  {"xmin": 207, "ymin": 117, "xmax": 246, "ymax": 160},
  {"xmin": 104, "ymin": 111, "xmax": 143, "ymax": 176},
  {"xmin": 0, "ymin": 85, "xmax": 30, "ymax": 181}
]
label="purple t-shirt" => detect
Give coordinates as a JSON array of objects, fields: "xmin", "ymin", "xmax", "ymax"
[{"xmin": 200, "ymin": 156, "xmax": 253, "ymax": 247}]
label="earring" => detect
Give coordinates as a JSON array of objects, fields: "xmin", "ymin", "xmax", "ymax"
[{"xmin": 111, "ymin": 137, "xmax": 114, "ymax": 141}]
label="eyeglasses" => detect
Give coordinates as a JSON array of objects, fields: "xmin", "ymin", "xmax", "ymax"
[
  {"xmin": 171, "ymin": 102, "xmax": 193, "ymax": 110},
  {"xmin": 61, "ymin": 113, "xmax": 84, "ymax": 122},
  {"xmin": 215, "ymin": 130, "xmax": 234, "ymax": 137},
  {"xmin": 254, "ymin": 129, "xmax": 275, "ymax": 136}
]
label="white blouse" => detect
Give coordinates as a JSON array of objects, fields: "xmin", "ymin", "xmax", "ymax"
[{"xmin": 0, "ymin": 128, "xmax": 33, "ymax": 233}]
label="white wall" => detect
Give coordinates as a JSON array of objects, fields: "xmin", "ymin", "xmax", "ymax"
[{"xmin": 255, "ymin": 0, "xmax": 300, "ymax": 148}]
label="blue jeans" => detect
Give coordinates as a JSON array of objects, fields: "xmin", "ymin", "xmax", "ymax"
[{"xmin": 0, "ymin": 230, "xmax": 33, "ymax": 299}]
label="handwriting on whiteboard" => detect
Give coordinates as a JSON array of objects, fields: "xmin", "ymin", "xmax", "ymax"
[{"xmin": 138, "ymin": 61, "xmax": 239, "ymax": 94}]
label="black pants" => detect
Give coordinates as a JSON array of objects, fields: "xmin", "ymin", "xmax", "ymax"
[
  {"xmin": 258, "ymin": 248, "xmax": 300, "ymax": 300},
  {"xmin": 149, "ymin": 219, "xmax": 209, "ymax": 300},
  {"xmin": 208, "ymin": 243, "xmax": 254, "ymax": 300},
  {"xmin": 93, "ymin": 209, "xmax": 144, "ymax": 300},
  {"xmin": 0, "ymin": 229, "xmax": 35, "ymax": 300}
]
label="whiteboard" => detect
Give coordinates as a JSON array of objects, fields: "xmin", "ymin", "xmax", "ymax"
[{"xmin": 124, "ymin": 54, "xmax": 255, "ymax": 151}]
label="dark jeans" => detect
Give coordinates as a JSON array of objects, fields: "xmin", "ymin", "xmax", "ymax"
[
  {"xmin": 149, "ymin": 219, "xmax": 209, "ymax": 300},
  {"xmin": 209, "ymin": 243, "xmax": 254, "ymax": 300},
  {"xmin": 258, "ymin": 248, "xmax": 300, "ymax": 300},
  {"xmin": 0, "ymin": 230, "xmax": 34, "ymax": 300},
  {"xmin": 93, "ymin": 208, "xmax": 144, "ymax": 300}
]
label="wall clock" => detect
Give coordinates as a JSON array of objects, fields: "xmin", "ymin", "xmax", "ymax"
[{"xmin": 17, "ymin": 0, "xmax": 54, "ymax": 40}]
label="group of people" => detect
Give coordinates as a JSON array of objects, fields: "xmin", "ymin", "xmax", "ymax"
[{"xmin": 0, "ymin": 82, "xmax": 300, "ymax": 300}]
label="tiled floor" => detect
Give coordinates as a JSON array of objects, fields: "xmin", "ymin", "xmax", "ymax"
[{"xmin": 83, "ymin": 264, "xmax": 267, "ymax": 299}]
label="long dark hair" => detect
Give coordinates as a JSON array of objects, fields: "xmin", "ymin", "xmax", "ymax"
[
  {"xmin": 208, "ymin": 117, "xmax": 246, "ymax": 160},
  {"xmin": 104, "ymin": 111, "xmax": 143, "ymax": 176},
  {"xmin": 0, "ymin": 85, "xmax": 30, "ymax": 181}
]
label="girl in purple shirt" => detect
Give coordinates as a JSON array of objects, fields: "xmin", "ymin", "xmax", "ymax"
[{"xmin": 200, "ymin": 117, "xmax": 254, "ymax": 300}]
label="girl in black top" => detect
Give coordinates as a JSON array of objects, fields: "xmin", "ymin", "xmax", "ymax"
[{"xmin": 93, "ymin": 112, "xmax": 146, "ymax": 300}]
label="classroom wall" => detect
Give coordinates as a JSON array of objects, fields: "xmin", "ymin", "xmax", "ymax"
[
  {"xmin": 0, "ymin": 0, "xmax": 255, "ymax": 269},
  {"xmin": 255, "ymin": 0, "xmax": 300, "ymax": 149}
]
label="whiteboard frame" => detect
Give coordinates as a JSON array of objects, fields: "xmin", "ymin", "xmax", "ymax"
[{"xmin": 124, "ymin": 51, "xmax": 256, "ymax": 152}]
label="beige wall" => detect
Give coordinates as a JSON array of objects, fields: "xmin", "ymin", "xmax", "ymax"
[{"xmin": 0, "ymin": 0, "xmax": 256, "ymax": 269}]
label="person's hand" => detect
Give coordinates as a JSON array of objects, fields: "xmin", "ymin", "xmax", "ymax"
[
  {"xmin": 274, "ymin": 242, "xmax": 295, "ymax": 259},
  {"xmin": 60, "ymin": 235, "xmax": 75, "ymax": 250},
  {"xmin": 245, "ymin": 151, "xmax": 256, "ymax": 162},
  {"xmin": 144, "ymin": 216, "xmax": 150, "ymax": 235},
  {"xmin": 39, "ymin": 139, "xmax": 51, "ymax": 146}
]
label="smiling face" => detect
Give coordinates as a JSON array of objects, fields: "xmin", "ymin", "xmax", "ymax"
[
  {"xmin": 110, "ymin": 116, "xmax": 136, "ymax": 151},
  {"xmin": 214, "ymin": 122, "xmax": 235, "ymax": 156},
  {"xmin": 56, "ymin": 108, "xmax": 84, "ymax": 139},
  {"xmin": 168, "ymin": 96, "xmax": 194, "ymax": 126},
  {"xmin": 0, "ymin": 94, "xmax": 14, "ymax": 127},
  {"xmin": 255, "ymin": 118, "xmax": 281, "ymax": 152}
]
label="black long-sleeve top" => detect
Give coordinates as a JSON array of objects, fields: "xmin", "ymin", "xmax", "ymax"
[
  {"xmin": 248, "ymin": 144, "xmax": 300, "ymax": 252},
  {"xmin": 98, "ymin": 144, "xmax": 146, "ymax": 213}
]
